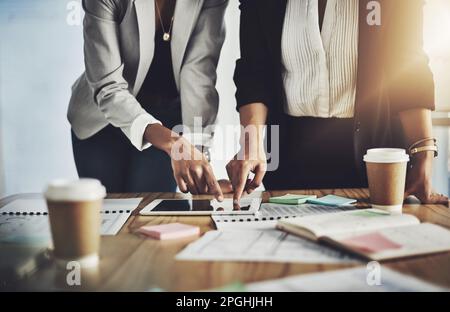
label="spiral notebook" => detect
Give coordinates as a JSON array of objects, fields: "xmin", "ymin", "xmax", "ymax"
[
  {"xmin": 212, "ymin": 203, "xmax": 357, "ymax": 230},
  {"xmin": 0, "ymin": 198, "xmax": 143, "ymax": 244}
]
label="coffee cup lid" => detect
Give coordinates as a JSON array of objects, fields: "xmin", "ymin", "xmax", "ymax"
[
  {"xmin": 44, "ymin": 179, "xmax": 106, "ymax": 202},
  {"xmin": 363, "ymin": 148, "xmax": 409, "ymax": 163}
]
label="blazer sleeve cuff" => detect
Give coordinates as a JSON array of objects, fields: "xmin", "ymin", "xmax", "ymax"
[{"xmin": 129, "ymin": 113, "xmax": 162, "ymax": 151}]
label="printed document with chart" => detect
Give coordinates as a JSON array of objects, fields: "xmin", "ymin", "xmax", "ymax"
[{"xmin": 176, "ymin": 229, "xmax": 358, "ymax": 264}]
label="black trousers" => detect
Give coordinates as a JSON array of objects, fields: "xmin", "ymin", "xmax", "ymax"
[
  {"xmin": 72, "ymin": 126, "xmax": 176, "ymax": 193},
  {"xmin": 264, "ymin": 116, "xmax": 367, "ymax": 190}
]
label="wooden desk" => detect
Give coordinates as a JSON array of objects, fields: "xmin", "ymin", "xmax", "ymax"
[{"xmin": 1, "ymin": 189, "xmax": 450, "ymax": 291}]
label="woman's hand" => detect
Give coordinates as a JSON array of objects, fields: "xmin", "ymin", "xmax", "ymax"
[
  {"xmin": 226, "ymin": 141, "xmax": 267, "ymax": 205},
  {"xmin": 226, "ymin": 103, "xmax": 269, "ymax": 206},
  {"xmin": 399, "ymin": 108, "xmax": 448, "ymax": 205},
  {"xmin": 169, "ymin": 137, "xmax": 224, "ymax": 200},
  {"xmin": 144, "ymin": 123, "xmax": 223, "ymax": 201},
  {"xmin": 405, "ymin": 152, "xmax": 448, "ymax": 204},
  {"xmin": 218, "ymin": 179, "xmax": 233, "ymax": 194}
]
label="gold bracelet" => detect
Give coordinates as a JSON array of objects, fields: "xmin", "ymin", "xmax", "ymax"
[
  {"xmin": 408, "ymin": 137, "xmax": 436, "ymax": 153},
  {"xmin": 410, "ymin": 145, "xmax": 438, "ymax": 158}
]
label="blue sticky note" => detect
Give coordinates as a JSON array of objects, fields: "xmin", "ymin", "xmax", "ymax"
[{"xmin": 306, "ymin": 195, "xmax": 357, "ymax": 207}]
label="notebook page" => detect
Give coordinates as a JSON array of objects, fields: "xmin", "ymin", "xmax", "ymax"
[
  {"xmin": 330, "ymin": 223, "xmax": 450, "ymax": 260},
  {"xmin": 280, "ymin": 209, "xmax": 420, "ymax": 238},
  {"xmin": 0, "ymin": 198, "xmax": 142, "ymax": 240},
  {"xmin": 1, "ymin": 198, "xmax": 142, "ymax": 214},
  {"xmin": 1, "ymin": 199, "xmax": 48, "ymax": 214}
]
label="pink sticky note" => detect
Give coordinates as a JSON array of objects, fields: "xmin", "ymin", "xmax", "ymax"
[
  {"xmin": 138, "ymin": 223, "xmax": 200, "ymax": 240},
  {"xmin": 341, "ymin": 232, "xmax": 402, "ymax": 253}
]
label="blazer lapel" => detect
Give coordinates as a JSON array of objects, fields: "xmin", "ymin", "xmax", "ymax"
[
  {"xmin": 171, "ymin": 0, "xmax": 204, "ymax": 90},
  {"xmin": 133, "ymin": 0, "xmax": 155, "ymax": 95}
]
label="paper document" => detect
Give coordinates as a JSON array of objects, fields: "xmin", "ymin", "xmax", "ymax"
[
  {"xmin": 212, "ymin": 203, "xmax": 357, "ymax": 230},
  {"xmin": 246, "ymin": 267, "xmax": 448, "ymax": 292},
  {"xmin": 176, "ymin": 230, "xmax": 358, "ymax": 264},
  {"xmin": 100, "ymin": 198, "xmax": 143, "ymax": 235},
  {"xmin": 0, "ymin": 214, "xmax": 50, "ymax": 245},
  {"xmin": 100, "ymin": 209, "xmax": 134, "ymax": 235},
  {"xmin": 0, "ymin": 198, "xmax": 142, "ymax": 243}
]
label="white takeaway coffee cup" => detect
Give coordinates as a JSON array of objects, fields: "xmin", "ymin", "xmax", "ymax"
[
  {"xmin": 364, "ymin": 149, "xmax": 409, "ymax": 213},
  {"xmin": 44, "ymin": 179, "xmax": 106, "ymax": 268}
]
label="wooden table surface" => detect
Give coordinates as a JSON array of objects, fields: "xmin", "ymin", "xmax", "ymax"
[{"xmin": 1, "ymin": 189, "xmax": 450, "ymax": 291}]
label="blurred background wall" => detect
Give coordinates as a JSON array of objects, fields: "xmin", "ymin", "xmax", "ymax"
[
  {"xmin": 0, "ymin": 0, "xmax": 82, "ymax": 196},
  {"xmin": 424, "ymin": 0, "xmax": 450, "ymax": 194},
  {"xmin": 0, "ymin": 0, "xmax": 449, "ymax": 197}
]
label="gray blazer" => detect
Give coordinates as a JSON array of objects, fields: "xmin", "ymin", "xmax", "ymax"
[{"xmin": 68, "ymin": 0, "xmax": 227, "ymax": 149}]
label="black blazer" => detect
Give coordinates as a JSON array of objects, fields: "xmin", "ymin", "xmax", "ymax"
[{"xmin": 234, "ymin": 0, "xmax": 435, "ymax": 173}]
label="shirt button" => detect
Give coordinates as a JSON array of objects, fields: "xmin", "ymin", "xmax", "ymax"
[{"xmin": 355, "ymin": 122, "xmax": 361, "ymax": 132}]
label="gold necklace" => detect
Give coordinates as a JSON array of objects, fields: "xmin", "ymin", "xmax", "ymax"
[{"xmin": 155, "ymin": 1, "xmax": 174, "ymax": 42}]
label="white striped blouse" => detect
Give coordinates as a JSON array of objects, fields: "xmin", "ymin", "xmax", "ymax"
[{"xmin": 281, "ymin": 0, "xmax": 359, "ymax": 118}]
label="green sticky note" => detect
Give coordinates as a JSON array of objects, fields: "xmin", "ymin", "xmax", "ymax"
[{"xmin": 269, "ymin": 194, "xmax": 317, "ymax": 205}]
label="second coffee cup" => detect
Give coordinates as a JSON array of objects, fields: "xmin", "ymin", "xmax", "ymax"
[{"xmin": 364, "ymin": 148, "xmax": 409, "ymax": 213}]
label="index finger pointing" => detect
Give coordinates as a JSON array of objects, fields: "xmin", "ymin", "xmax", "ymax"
[
  {"xmin": 233, "ymin": 166, "xmax": 250, "ymax": 207},
  {"xmin": 204, "ymin": 166, "xmax": 224, "ymax": 202}
]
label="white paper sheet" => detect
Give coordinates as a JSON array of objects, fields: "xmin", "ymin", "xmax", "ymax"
[
  {"xmin": 246, "ymin": 266, "xmax": 448, "ymax": 292},
  {"xmin": 214, "ymin": 220, "xmax": 278, "ymax": 231},
  {"xmin": 0, "ymin": 214, "xmax": 51, "ymax": 245},
  {"xmin": 0, "ymin": 198, "xmax": 142, "ymax": 243},
  {"xmin": 176, "ymin": 229, "xmax": 358, "ymax": 264},
  {"xmin": 212, "ymin": 203, "xmax": 357, "ymax": 230}
]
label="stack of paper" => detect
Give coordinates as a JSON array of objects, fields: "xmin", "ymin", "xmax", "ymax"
[{"xmin": 245, "ymin": 267, "xmax": 448, "ymax": 292}]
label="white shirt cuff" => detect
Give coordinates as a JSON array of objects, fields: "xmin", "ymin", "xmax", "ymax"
[{"xmin": 130, "ymin": 113, "xmax": 162, "ymax": 151}]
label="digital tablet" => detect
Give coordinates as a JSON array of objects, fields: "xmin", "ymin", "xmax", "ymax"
[{"xmin": 139, "ymin": 198, "xmax": 261, "ymax": 216}]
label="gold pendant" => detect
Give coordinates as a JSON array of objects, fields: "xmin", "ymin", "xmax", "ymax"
[{"xmin": 163, "ymin": 33, "xmax": 170, "ymax": 42}]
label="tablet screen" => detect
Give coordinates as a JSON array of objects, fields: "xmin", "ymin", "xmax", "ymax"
[{"xmin": 151, "ymin": 199, "xmax": 252, "ymax": 212}]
